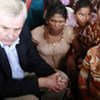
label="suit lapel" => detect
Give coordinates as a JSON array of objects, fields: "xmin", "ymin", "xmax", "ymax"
[
  {"xmin": 16, "ymin": 43, "xmax": 27, "ymax": 71},
  {"xmin": 0, "ymin": 46, "xmax": 12, "ymax": 78}
]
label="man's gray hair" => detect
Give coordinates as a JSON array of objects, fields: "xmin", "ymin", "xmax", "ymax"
[{"xmin": 0, "ymin": 0, "xmax": 27, "ymax": 19}]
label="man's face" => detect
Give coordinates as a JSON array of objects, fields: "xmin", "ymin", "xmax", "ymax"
[
  {"xmin": 75, "ymin": 7, "xmax": 91, "ymax": 26},
  {"xmin": 0, "ymin": 12, "xmax": 25, "ymax": 46}
]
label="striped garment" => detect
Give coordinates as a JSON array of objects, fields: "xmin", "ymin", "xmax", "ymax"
[{"xmin": 78, "ymin": 45, "xmax": 100, "ymax": 100}]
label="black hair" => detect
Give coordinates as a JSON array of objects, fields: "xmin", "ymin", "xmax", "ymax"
[
  {"xmin": 74, "ymin": 0, "xmax": 92, "ymax": 14},
  {"xmin": 44, "ymin": 0, "xmax": 61, "ymax": 8},
  {"xmin": 97, "ymin": 1, "xmax": 100, "ymax": 10},
  {"xmin": 45, "ymin": 2, "xmax": 67, "ymax": 22}
]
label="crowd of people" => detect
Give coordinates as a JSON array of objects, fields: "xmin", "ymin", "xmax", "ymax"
[{"xmin": 0, "ymin": 0, "xmax": 99, "ymax": 100}]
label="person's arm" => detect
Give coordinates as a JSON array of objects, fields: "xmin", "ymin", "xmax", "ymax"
[
  {"xmin": 27, "ymin": 42, "xmax": 56, "ymax": 76},
  {"xmin": 78, "ymin": 54, "xmax": 93, "ymax": 100},
  {"xmin": 38, "ymin": 72, "xmax": 67, "ymax": 92},
  {"xmin": 66, "ymin": 34, "xmax": 82, "ymax": 71},
  {"xmin": 0, "ymin": 68, "xmax": 40, "ymax": 98},
  {"xmin": 71, "ymin": 35, "xmax": 82, "ymax": 58}
]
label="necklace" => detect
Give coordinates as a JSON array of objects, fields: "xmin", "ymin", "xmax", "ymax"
[
  {"xmin": 44, "ymin": 26, "xmax": 63, "ymax": 46},
  {"xmin": 47, "ymin": 34, "xmax": 62, "ymax": 46},
  {"xmin": 52, "ymin": 43, "xmax": 56, "ymax": 47}
]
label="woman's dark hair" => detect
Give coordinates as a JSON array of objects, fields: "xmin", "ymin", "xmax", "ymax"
[
  {"xmin": 45, "ymin": 2, "xmax": 67, "ymax": 22},
  {"xmin": 74, "ymin": 0, "xmax": 92, "ymax": 14},
  {"xmin": 97, "ymin": 1, "xmax": 100, "ymax": 10},
  {"xmin": 44, "ymin": 0, "xmax": 61, "ymax": 8}
]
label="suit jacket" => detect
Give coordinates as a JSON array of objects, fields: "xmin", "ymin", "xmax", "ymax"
[{"xmin": 0, "ymin": 24, "xmax": 55, "ymax": 99}]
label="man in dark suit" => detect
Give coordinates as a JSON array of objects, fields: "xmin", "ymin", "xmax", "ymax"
[{"xmin": 0, "ymin": 0, "xmax": 67, "ymax": 100}]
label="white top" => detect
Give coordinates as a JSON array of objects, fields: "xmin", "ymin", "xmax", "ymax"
[{"xmin": 0, "ymin": 38, "xmax": 24, "ymax": 79}]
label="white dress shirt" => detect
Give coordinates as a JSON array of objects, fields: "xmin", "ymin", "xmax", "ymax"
[{"xmin": 0, "ymin": 38, "xmax": 24, "ymax": 79}]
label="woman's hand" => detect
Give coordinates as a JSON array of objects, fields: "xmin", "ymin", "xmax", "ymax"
[
  {"xmin": 38, "ymin": 73, "xmax": 67, "ymax": 92},
  {"xmin": 66, "ymin": 55, "xmax": 76, "ymax": 72}
]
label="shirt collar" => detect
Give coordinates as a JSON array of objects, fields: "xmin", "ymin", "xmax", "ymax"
[{"xmin": 0, "ymin": 38, "xmax": 20, "ymax": 49}]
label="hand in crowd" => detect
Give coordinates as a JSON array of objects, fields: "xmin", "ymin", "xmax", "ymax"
[
  {"xmin": 38, "ymin": 73, "xmax": 67, "ymax": 92},
  {"xmin": 66, "ymin": 55, "xmax": 76, "ymax": 72}
]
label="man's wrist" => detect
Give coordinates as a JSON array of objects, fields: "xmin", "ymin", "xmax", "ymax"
[{"xmin": 38, "ymin": 78, "xmax": 47, "ymax": 88}]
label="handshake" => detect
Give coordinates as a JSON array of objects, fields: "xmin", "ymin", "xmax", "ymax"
[{"xmin": 38, "ymin": 72, "xmax": 68, "ymax": 92}]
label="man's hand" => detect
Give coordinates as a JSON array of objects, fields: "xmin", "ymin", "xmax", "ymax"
[{"xmin": 38, "ymin": 73, "xmax": 67, "ymax": 92}]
